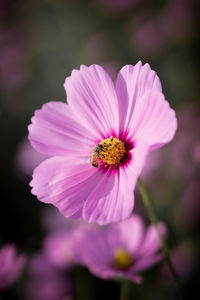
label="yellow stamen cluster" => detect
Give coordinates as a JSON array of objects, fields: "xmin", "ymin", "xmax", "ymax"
[
  {"xmin": 98, "ymin": 136, "xmax": 126, "ymax": 165},
  {"xmin": 113, "ymin": 248, "xmax": 133, "ymax": 270}
]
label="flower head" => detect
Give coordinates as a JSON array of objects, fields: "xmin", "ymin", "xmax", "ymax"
[
  {"xmin": 15, "ymin": 137, "xmax": 48, "ymax": 181},
  {"xmin": 43, "ymin": 223, "xmax": 86, "ymax": 270},
  {"xmin": 26, "ymin": 253, "xmax": 75, "ymax": 300},
  {"xmin": 28, "ymin": 61, "xmax": 177, "ymax": 224},
  {"xmin": 160, "ymin": 240, "xmax": 196, "ymax": 283},
  {"xmin": 0, "ymin": 244, "xmax": 26, "ymax": 290},
  {"xmin": 75, "ymin": 215, "xmax": 166, "ymax": 282}
]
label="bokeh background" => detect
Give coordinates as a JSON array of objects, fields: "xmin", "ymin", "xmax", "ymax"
[{"xmin": 0, "ymin": 0, "xmax": 200, "ymax": 299}]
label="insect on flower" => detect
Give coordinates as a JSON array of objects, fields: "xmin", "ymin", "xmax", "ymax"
[
  {"xmin": 90, "ymin": 144, "xmax": 103, "ymax": 168},
  {"xmin": 28, "ymin": 61, "xmax": 177, "ymax": 225}
]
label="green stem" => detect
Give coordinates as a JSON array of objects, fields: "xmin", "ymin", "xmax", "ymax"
[
  {"xmin": 120, "ymin": 279, "xmax": 130, "ymax": 300},
  {"xmin": 138, "ymin": 178, "xmax": 184, "ymax": 300}
]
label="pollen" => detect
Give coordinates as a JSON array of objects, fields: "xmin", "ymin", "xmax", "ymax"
[
  {"xmin": 112, "ymin": 248, "xmax": 133, "ymax": 271},
  {"xmin": 98, "ymin": 136, "xmax": 126, "ymax": 165}
]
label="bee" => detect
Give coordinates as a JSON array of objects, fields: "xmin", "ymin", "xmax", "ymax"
[{"xmin": 90, "ymin": 144, "xmax": 103, "ymax": 168}]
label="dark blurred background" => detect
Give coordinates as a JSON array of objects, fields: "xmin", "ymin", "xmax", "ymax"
[{"xmin": 0, "ymin": 0, "xmax": 200, "ymax": 299}]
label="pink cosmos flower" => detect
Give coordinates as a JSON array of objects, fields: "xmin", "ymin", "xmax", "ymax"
[
  {"xmin": 15, "ymin": 137, "xmax": 48, "ymax": 181},
  {"xmin": 28, "ymin": 61, "xmax": 177, "ymax": 225},
  {"xmin": 75, "ymin": 215, "xmax": 166, "ymax": 283},
  {"xmin": 130, "ymin": 0, "xmax": 195, "ymax": 56},
  {"xmin": 43, "ymin": 231, "xmax": 75, "ymax": 269},
  {"xmin": 26, "ymin": 253, "xmax": 75, "ymax": 300},
  {"xmin": 43, "ymin": 224, "xmax": 86, "ymax": 269},
  {"xmin": 168, "ymin": 105, "xmax": 199, "ymax": 178},
  {"xmin": 160, "ymin": 240, "xmax": 196, "ymax": 283},
  {"xmin": 193, "ymin": 141, "xmax": 200, "ymax": 165},
  {"xmin": 0, "ymin": 25, "xmax": 28, "ymax": 93},
  {"xmin": 0, "ymin": 244, "xmax": 26, "ymax": 290},
  {"xmin": 42, "ymin": 206, "xmax": 83, "ymax": 233},
  {"xmin": 176, "ymin": 178, "xmax": 200, "ymax": 229},
  {"xmin": 140, "ymin": 150, "xmax": 161, "ymax": 183},
  {"xmin": 131, "ymin": 17, "xmax": 166, "ymax": 56}
]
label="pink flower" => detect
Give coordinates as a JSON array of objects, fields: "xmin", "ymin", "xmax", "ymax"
[
  {"xmin": 32, "ymin": 209, "xmax": 87, "ymax": 271},
  {"xmin": 75, "ymin": 215, "xmax": 166, "ymax": 282},
  {"xmin": 160, "ymin": 240, "xmax": 196, "ymax": 283},
  {"xmin": 140, "ymin": 150, "xmax": 161, "ymax": 183},
  {"xmin": 176, "ymin": 178, "xmax": 200, "ymax": 229},
  {"xmin": 193, "ymin": 141, "xmax": 200, "ymax": 165},
  {"xmin": 131, "ymin": 17, "xmax": 166, "ymax": 56},
  {"xmin": 0, "ymin": 244, "xmax": 26, "ymax": 290},
  {"xmin": 26, "ymin": 253, "xmax": 75, "ymax": 300},
  {"xmin": 0, "ymin": 25, "xmax": 28, "ymax": 93},
  {"xmin": 28, "ymin": 61, "xmax": 177, "ymax": 225},
  {"xmin": 15, "ymin": 137, "xmax": 48, "ymax": 181},
  {"xmin": 43, "ymin": 225, "xmax": 85, "ymax": 269},
  {"xmin": 168, "ymin": 105, "xmax": 199, "ymax": 178},
  {"xmin": 42, "ymin": 206, "xmax": 83, "ymax": 233},
  {"xmin": 130, "ymin": 0, "xmax": 195, "ymax": 56},
  {"xmin": 161, "ymin": 0, "xmax": 195, "ymax": 42}
]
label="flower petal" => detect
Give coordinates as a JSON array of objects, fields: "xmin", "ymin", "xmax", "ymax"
[
  {"xmin": 83, "ymin": 168, "xmax": 134, "ymax": 225},
  {"xmin": 83, "ymin": 140, "xmax": 148, "ymax": 224},
  {"xmin": 124, "ymin": 273, "xmax": 143, "ymax": 283},
  {"xmin": 75, "ymin": 227, "xmax": 114, "ymax": 270},
  {"xmin": 108, "ymin": 215, "xmax": 144, "ymax": 254},
  {"xmin": 28, "ymin": 101, "xmax": 95, "ymax": 157},
  {"xmin": 64, "ymin": 64, "xmax": 119, "ymax": 139},
  {"xmin": 131, "ymin": 253, "xmax": 163, "ymax": 273},
  {"xmin": 140, "ymin": 223, "xmax": 167, "ymax": 257},
  {"xmin": 128, "ymin": 90, "xmax": 177, "ymax": 150},
  {"xmin": 127, "ymin": 139, "xmax": 149, "ymax": 179},
  {"xmin": 116, "ymin": 61, "xmax": 162, "ymax": 137},
  {"xmin": 0, "ymin": 245, "xmax": 26, "ymax": 290},
  {"xmin": 30, "ymin": 157, "xmax": 105, "ymax": 218}
]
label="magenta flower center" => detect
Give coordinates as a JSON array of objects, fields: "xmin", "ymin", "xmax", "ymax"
[
  {"xmin": 112, "ymin": 248, "xmax": 133, "ymax": 271},
  {"xmin": 90, "ymin": 136, "xmax": 126, "ymax": 167}
]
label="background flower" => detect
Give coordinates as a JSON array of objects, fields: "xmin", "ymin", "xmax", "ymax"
[
  {"xmin": 0, "ymin": 244, "xmax": 26, "ymax": 290},
  {"xmin": 75, "ymin": 215, "xmax": 166, "ymax": 282},
  {"xmin": 26, "ymin": 253, "xmax": 75, "ymax": 300}
]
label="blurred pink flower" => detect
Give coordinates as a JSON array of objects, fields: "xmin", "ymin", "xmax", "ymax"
[
  {"xmin": 28, "ymin": 61, "xmax": 177, "ymax": 225},
  {"xmin": 0, "ymin": 244, "xmax": 26, "ymax": 290},
  {"xmin": 131, "ymin": 17, "xmax": 166, "ymax": 56},
  {"xmin": 26, "ymin": 253, "xmax": 75, "ymax": 300},
  {"xmin": 0, "ymin": 25, "xmax": 28, "ymax": 93},
  {"xmin": 80, "ymin": 32, "xmax": 120, "ymax": 81},
  {"xmin": 140, "ymin": 150, "xmax": 162, "ymax": 183},
  {"xmin": 43, "ymin": 231, "xmax": 76, "ymax": 269},
  {"xmin": 15, "ymin": 137, "xmax": 48, "ymax": 181},
  {"xmin": 31, "ymin": 213, "xmax": 87, "ymax": 272},
  {"xmin": 176, "ymin": 178, "xmax": 200, "ymax": 229},
  {"xmin": 42, "ymin": 206, "xmax": 82, "ymax": 233},
  {"xmin": 75, "ymin": 215, "xmax": 166, "ymax": 282},
  {"xmin": 81, "ymin": 33, "xmax": 113, "ymax": 64},
  {"xmin": 161, "ymin": 0, "xmax": 195, "ymax": 42},
  {"xmin": 169, "ymin": 105, "xmax": 200, "ymax": 178},
  {"xmin": 43, "ymin": 224, "xmax": 86, "ymax": 269},
  {"xmin": 130, "ymin": 0, "xmax": 195, "ymax": 56},
  {"xmin": 192, "ymin": 141, "xmax": 200, "ymax": 165},
  {"xmin": 160, "ymin": 240, "xmax": 196, "ymax": 283},
  {"xmin": 103, "ymin": 62, "xmax": 120, "ymax": 82}
]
